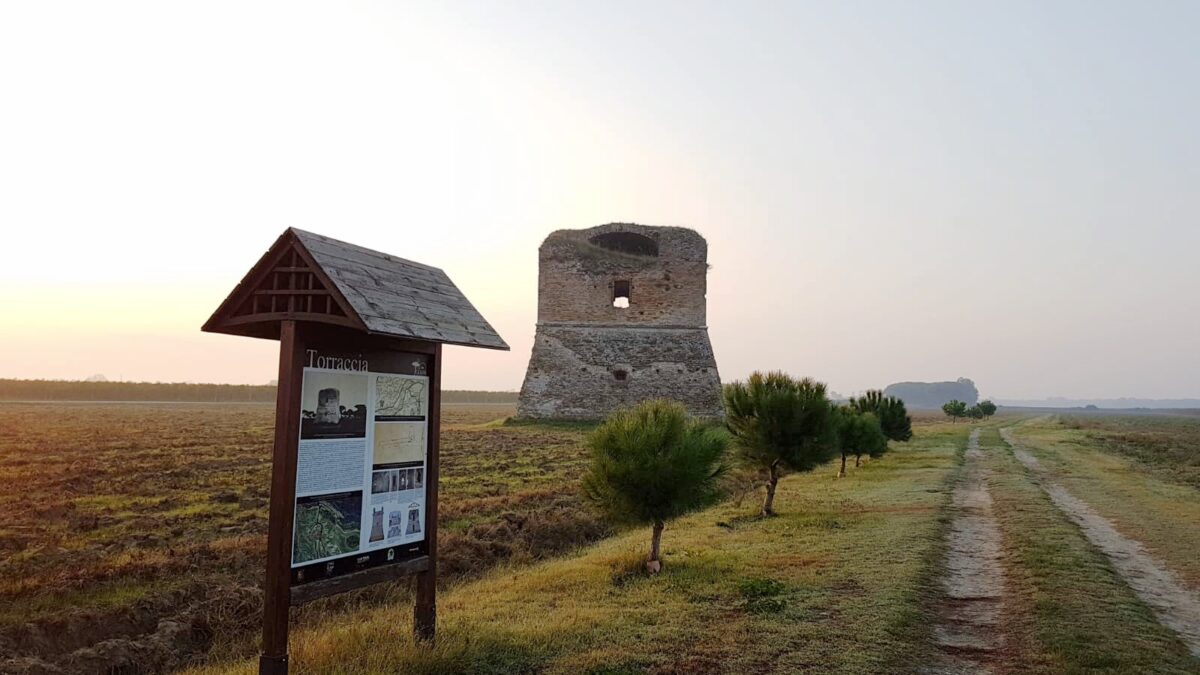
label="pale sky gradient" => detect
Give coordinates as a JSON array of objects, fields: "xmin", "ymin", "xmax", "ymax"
[{"xmin": 2, "ymin": 1, "xmax": 1197, "ymax": 399}]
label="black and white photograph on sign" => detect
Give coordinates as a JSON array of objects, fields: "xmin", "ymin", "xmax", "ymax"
[
  {"xmin": 387, "ymin": 510, "xmax": 404, "ymax": 538},
  {"xmin": 371, "ymin": 470, "xmax": 391, "ymax": 495},
  {"xmin": 406, "ymin": 504, "xmax": 422, "ymax": 535},
  {"xmin": 372, "ymin": 422, "xmax": 425, "ymax": 466},
  {"xmin": 300, "ymin": 371, "xmax": 368, "ymax": 439},
  {"xmin": 369, "ymin": 507, "xmax": 385, "ymax": 543},
  {"xmin": 292, "ymin": 491, "xmax": 363, "ymax": 565},
  {"xmin": 374, "ymin": 374, "xmax": 428, "ymax": 420}
]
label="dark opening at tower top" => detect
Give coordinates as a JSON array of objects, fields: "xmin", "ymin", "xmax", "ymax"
[{"xmin": 589, "ymin": 231, "xmax": 659, "ymax": 257}]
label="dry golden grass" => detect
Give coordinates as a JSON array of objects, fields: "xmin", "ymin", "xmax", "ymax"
[
  {"xmin": 187, "ymin": 422, "xmax": 973, "ymax": 675},
  {"xmin": 980, "ymin": 424, "xmax": 1198, "ymax": 673},
  {"xmin": 6, "ymin": 405, "xmax": 1199, "ymax": 674},
  {"xmin": 1005, "ymin": 416, "xmax": 1200, "ymax": 588},
  {"xmin": 0, "ymin": 402, "xmax": 601, "ymax": 672}
]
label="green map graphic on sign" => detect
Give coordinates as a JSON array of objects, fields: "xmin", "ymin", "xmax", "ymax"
[
  {"xmin": 293, "ymin": 492, "xmax": 362, "ymax": 564},
  {"xmin": 376, "ymin": 375, "xmax": 427, "ymax": 418}
]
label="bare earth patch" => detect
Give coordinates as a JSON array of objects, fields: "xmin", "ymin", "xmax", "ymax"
[
  {"xmin": 927, "ymin": 428, "xmax": 1008, "ymax": 674},
  {"xmin": 1002, "ymin": 427, "xmax": 1200, "ymax": 658}
]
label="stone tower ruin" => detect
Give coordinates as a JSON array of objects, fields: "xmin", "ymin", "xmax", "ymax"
[
  {"xmin": 316, "ymin": 388, "xmax": 341, "ymax": 424},
  {"xmin": 518, "ymin": 223, "xmax": 723, "ymax": 420}
]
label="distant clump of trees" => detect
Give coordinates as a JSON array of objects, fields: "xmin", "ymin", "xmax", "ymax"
[{"xmin": 884, "ymin": 378, "xmax": 978, "ymax": 409}]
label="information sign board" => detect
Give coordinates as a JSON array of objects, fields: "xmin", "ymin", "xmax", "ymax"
[
  {"xmin": 291, "ymin": 348, "xmax": 431, "ymax": 585},
  {"xmin": 201, "ymin": 228, "xmax": 508, "ymax": 675}
]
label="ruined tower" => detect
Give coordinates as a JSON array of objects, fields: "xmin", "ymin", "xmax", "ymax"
[
  {"xmin": 316, "ymin": 388, "xmax": 341, "ymax": 424},
  {"xmin": 518, "ymin": 223, "xmax": 723, "ymax": 420}
]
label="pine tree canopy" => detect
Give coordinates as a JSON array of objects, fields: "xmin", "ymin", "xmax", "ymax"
[
  {"xmin": 833, "ymin": 407, "xmax": 889, "ymax": 459},
  {"xmin": 582, "ymin": 400, "xmax": 728, "ymax": 526},
  {"xmin": 849, "ymin": 389, "xmax": 913, "ymax": 442},
  {"xmin": 723, "ymin": 372, "xmax": 836, "ymax": 473}
]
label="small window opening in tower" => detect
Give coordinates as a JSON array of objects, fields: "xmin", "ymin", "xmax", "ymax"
[
  {"xmin": 612, "ymin": 369, "xmax": 628, "ymax": 381},
  {"xmin": 613, "ymin": 280, "xmax": 631, "ymax": 308}
]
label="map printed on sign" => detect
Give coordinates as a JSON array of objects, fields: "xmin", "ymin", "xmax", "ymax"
[{"xmin": 375, "ymin": 375, "xmax": 428, "ymax": 420}]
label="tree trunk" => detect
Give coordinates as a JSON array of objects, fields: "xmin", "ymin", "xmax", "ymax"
[
  {"xmin": 855, "ymin": 455, "xmax": 862, "ymax": 468},
  {"xmin": 647, "ymin": 520, "xmax": 664, "ymax": 574},
  {"xmin": 838, "ymin": 453, "xmax": 847, "ymax": 479},
  {"xmin": 762, "ymin": 463, "xmax": 779, "ymax": 516}
]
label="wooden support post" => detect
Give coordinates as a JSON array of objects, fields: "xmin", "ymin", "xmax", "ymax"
[
  {"xmin": 414, "ymin": 343, "xmax": 441, "ymax": 642},
  {"xmin": 260, "ymin": 320, "xmax": 305, "ymax": 675}
]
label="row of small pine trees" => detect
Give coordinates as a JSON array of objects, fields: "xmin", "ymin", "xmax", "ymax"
[
  {"xmin": 941, "ymin": 399, "xmax": 997, "ymax": 423},
  {"xmin": 582, "ymin": 372, "xmax": 913, "ymax": 573}
]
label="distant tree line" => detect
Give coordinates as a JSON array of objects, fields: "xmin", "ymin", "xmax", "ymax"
[
  {"xmin": 0, "ymin": 379, "xmax": 278, "ymax": 402},
  {"xmin": 443, "ymin": 390, "xmax": 520, "ymax": 404},
  {"xmin": 0, "ymin": 379, "xmax": 519, "ymax": 404}
]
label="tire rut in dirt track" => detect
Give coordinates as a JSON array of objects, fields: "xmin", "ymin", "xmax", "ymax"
[
  {"xmin": 1000, "ymin": 426, "xmax": 1200, "ymax": 658},
  {"xmin": 926, "ymin": 428, "xmax": 1008, "ymax": 675}
]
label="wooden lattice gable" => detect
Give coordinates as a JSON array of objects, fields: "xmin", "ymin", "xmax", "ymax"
[
  {"xmin": 202, "ymin": 230, "xmax": 365, "ymax": 339},
  {"xmin": 203, "ymin": 228, "xmax": 509, "ymax": 351}
]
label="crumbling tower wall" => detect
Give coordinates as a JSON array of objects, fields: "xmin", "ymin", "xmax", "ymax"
[{"xmin": 517, "ymin": 223, "xmax": 724, "ymax": 420}]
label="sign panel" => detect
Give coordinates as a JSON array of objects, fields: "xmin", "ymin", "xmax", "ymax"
[{"xmin": 290, "ymin": 347, "xmax": 431, "ymax": 585}]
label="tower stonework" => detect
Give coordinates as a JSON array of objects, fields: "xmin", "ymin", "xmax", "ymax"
[
  {"xmin": 316, "ymin": 388, "xmax": 341, "ymax": 424},
  {"xmin": 517, "ymin": 223, "xmax": 724, "ymax": 420}
]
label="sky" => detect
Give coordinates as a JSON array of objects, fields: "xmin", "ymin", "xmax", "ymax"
[{"xmin": 1, "ymin": 1, "xmax": 1197, "ymax": 399}]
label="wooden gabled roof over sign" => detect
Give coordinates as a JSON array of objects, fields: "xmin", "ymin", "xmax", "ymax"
[{"xmin": 202, "ymin": 228, "xmax": 509, "ymax": 350}]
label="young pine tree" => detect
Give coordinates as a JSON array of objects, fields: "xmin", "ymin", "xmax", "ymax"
[
  {"xmin": 582, "ymin": 400, "xmax": 728, "ymax": 573},
  {"xmin": 978, "ymin": 400, "xmax": 998, "ymax": 418},
  {"xmin": 833, "ymin": 407, "xmax": 889, "ymax": 477},
  {"xmin": 942, "ymin": 399, "xmax": 968, "ymax": 423},
  {"xmin": 724, "ymin": 372, "xmax": 835, "ymax": 516},
  {"xmin": 848, "ymin": 390, "xmax": 913, "ymax": 442}
]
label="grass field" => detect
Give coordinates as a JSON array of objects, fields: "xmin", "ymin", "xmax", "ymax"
[
  {"xmin": 187, "ymin": 421, "xmax": 971, "ymax": 675},
  {"xmin": 1055, "ymin": 413, "xmax": 1200, "ymax": 489},
  {"xmin": 0, "ymin": 402, "xmax": 604, "ymax": 672},
  {"xmin": 979, "ymin": 425, "xmax": 1197, "ymax": 673},
  {"xmin": 1004, "ymin": 415, "xmax": 1200, "ymax": 590},
  {"xmin": 4, "ymin": 405, "xmax": 1199, "ymax": 674}
]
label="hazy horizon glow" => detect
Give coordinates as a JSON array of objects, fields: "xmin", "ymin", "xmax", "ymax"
[{"xmin": 2, "ymin": 1, "xmax": 1197, "ymax": 399}]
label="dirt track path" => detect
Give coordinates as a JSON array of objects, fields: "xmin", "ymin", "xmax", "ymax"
[
  {"xmin": 1001, "ymin": 427, "xmax": 1200, "ymax": 658},
  {"xmin": 928, "ymin": 428, "xmax": 1008, "ymax": 674}
]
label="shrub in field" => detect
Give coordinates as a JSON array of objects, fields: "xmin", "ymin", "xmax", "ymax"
[
  {"xmin": 978, "ymin": 400, "xmax": 997, "ymax": 418},
  {"xmin": 582, "ymin": 400, "xmax": 728, "ymax": 573},
  {"xmin": 832, "ymin": 407, "xmax": 888, "ymax": 478},
  {"xmin": 968, "ymin": 404, "xmax": 985, "ymax": 420},
  {"xmin": 724, "ymin": 372, "xmax": 835, "ymax": 516},
  {"xmin": 848, "ymin": 389, "xmax": 913, "ymax": 442},
  {"xmin": 942, "ymin": 399, "xmax": 968, "ymax": 423}
]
